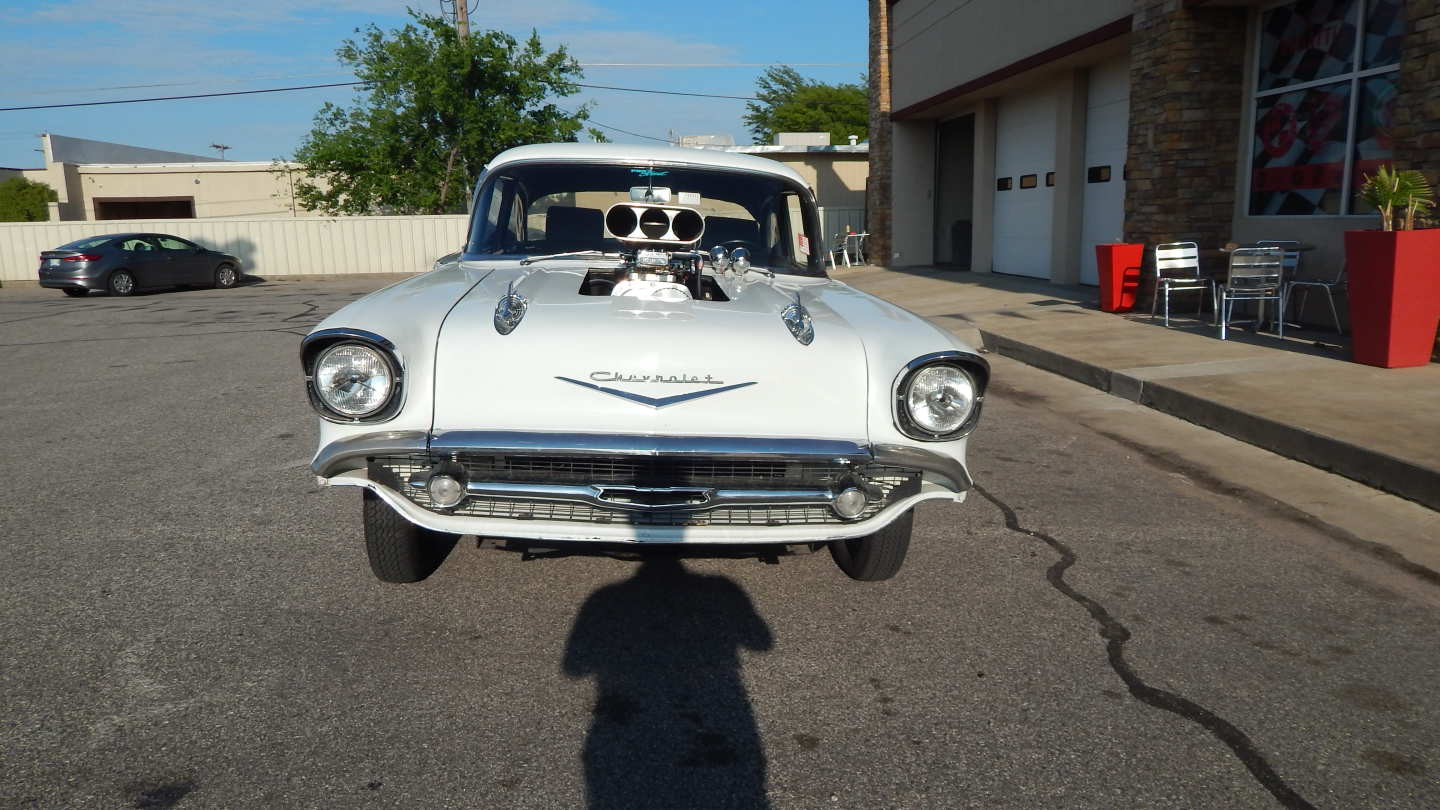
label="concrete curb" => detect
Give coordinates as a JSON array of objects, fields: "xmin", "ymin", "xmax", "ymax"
[{"xmin": 976, "ymin": 328, "xmax": 1440, "ymax": 513}]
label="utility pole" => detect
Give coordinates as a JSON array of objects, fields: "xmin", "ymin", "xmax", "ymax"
[
  {"xmin": 210, "ymin": 143, "xmax": 230, "ymax": 160},
  {"xmin": 454, "ymin": 0, "xmax": 470, "ymax": 40}
]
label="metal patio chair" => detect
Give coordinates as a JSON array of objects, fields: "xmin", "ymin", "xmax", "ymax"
[
  {"xmin": 1285, "ymin": 262, "xmax": 1347, "ymax": 335},
  {"xmin": 1218, "ymin": 247, "xmax": 1285, "ymax": 341},
  {"xmin": 1150, "ymin": 242, "xmax": 1213, "ymax": 326}
]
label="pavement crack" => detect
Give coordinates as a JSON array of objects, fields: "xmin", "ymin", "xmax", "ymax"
[
  {"xmin": 282, "ymin": 300, "xmax": 322, "ymax": 322},
  {"xmin": 974, "ymin": 483, "xmax": 1316, "ymax": 810}
]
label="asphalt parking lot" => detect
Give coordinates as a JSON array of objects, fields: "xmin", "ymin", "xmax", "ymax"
[{"xmin": 2, "ymin": 278, "xmax": 1438, "ymax": 809}]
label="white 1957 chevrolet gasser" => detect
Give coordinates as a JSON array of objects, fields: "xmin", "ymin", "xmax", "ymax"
[{"xmin": 303, "ymin": 143, "xmax": 987, "ymax": 583}]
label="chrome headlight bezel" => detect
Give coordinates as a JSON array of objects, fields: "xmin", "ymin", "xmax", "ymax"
[
  {"xmin": 301, "ymin": 329, "xmax": 404, "ymax": 424},
  {"xmin": 893, "ymin": 351, "xmax": 989, "ymax": 442}
]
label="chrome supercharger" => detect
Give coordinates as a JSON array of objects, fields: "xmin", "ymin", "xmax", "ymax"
[{"xmin": 602, "ymin": 201, "xmax": 712, "ymax": 301}]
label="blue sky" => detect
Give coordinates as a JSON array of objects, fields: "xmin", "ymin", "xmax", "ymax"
[{"xmin": 0, "ymin": 1, "xmax": 867, "ymax": 168}]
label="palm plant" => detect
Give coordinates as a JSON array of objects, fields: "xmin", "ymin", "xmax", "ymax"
[{"xmin": 1357, "ymin": 165, "xmax": 1435, "ymax": 231}]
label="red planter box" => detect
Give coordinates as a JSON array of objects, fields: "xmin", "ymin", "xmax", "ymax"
[
  {"xmin": 1095, "ymin": 243, "xmax": 1145, "ymax": 313},
  {"xmin": 1343, "ymin": 229, "xmax": 1440, "ymax": 368}
]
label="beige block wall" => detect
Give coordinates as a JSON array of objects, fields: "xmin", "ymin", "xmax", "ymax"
[
  {"xmin": 891, "ymin": 0, "xmax": 1131, "ymax": 113},
  {"xmin": 75, "ymin": 164, "xmax": 309, "ymax": 219},
  {"xmin": 769, "ymin": 155, "xmax": 868, "ymax": 209}
]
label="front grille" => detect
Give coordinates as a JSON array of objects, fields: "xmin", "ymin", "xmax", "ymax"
[
  {"xmin": 454, "ymin": 454, "xmax": 843, "ymax": 488},
  {"xmin": 369, "ymin": 453, "xmax": 921, "ymax": 527}
]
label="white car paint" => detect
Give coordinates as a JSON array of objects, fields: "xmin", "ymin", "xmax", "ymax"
[{"xmin": 306, "ymin": 143, "xmax": 986, "ymax": 545}]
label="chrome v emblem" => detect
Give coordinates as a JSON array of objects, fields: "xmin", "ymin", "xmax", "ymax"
[{"xmin": 555, "ymin": 376, "xmax": 757, "ymax": 408}]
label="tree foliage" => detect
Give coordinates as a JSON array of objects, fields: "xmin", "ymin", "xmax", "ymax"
[
  {"xmin": 293, "ymin": 12, "xmax": 603, "ymax": 215},
  {"xmin": 742, "ymin": 66, "xmax": 869, "ymax": 146},
  {"xmin": 0, "ymin": 177, "xmax": 58, "ymax": 222}
]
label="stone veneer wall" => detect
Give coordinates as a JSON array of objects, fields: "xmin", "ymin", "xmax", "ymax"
[
  {"xmin": 1392, "ymin": 0, "xmax": 1440, "ymax": 190},
  {"xmin": 867, "ymin": 0, "xmax": 893, "ymax": 267},
  {"xmin": 1124, "ymin": 0, "xmax": 1247, "ymax": 250}
]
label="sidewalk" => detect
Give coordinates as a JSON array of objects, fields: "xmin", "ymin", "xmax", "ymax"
[{"xmin": 837, "ymin": 265, "xmax": 1440, "ymax": 512}]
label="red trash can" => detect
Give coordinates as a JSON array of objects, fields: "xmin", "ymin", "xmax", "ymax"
[{"xmin": 1095, "ymin": 243, "xmax": 1145, "ymax": 313}]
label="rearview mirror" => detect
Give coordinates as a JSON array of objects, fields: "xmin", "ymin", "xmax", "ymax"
[{"xmin": 629, "ymin": 186, "xmax": 670, "ymax": 203}]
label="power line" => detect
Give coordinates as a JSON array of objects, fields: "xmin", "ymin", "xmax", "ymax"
[
  {"xmin": 577, "ymin": 83, "xmax": 758, "ymax": 101},
  {"xmin": 1, "ymin": 77, "xmax": 867, "ymax": 113},
  {"xmin": 0, "ymin": 82, "xmax": 365, "ymax": 112},
  {"xmin": 583, "ymin": 118, "xmax": 672, "ymax": 143}
]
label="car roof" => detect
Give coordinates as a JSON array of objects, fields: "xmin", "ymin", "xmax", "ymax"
[{"xmin": 485, "ymin": 143, "xmax": 808, "ymax": 187}]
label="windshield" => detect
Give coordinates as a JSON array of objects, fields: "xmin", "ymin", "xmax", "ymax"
[{"xmin": 465, "ymin": 161, "xmax": 825, "ymax": 275}]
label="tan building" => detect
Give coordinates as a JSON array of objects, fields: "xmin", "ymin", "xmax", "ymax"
[
  {"xmin": 873, "ymin": 0, "xmax": 1432, "ymax": 286},
  {"xmin": 15, "ymin": 133, "xmax": 305, "ymax": 221},
  {"xmin": 683, "ymin": 132, "xmax": 870, "ymax": 237}
]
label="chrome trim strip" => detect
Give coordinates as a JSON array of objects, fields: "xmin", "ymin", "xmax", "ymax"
[
  {"xmin": 872, "ymin": 444, "xmax": 973, "ymax": 492},
  {"xmin": 554, "ymin": 377, "xmax": 758, "ymax": 409},
  {"xmin": 428, "ymin": 431, "xmax": 871, "ymax": 460},
  {"xmin": 301, "ymin": 327, "xmax": 396, "ymax": 353},
  {"xmin": 403, "ymin": 476, "xmax": 835, "ymax": 513},
  {"xmin": 311, "ymin": 430, "xmax": 429, "ymax": 476}
]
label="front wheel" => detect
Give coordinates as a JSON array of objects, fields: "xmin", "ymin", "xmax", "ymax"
[
  {"xmin": 829, "ymin": 509, "xmax": 913, "ymax": 582},
  {"xmin": 362, "ymin": 489, "xmax": 461, "ymax": 583},
  {"xmin": 214, "ymin": 263, "xmax": 238, "ymax": 289}
]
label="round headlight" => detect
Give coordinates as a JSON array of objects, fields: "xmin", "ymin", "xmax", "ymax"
[
  {"xmin": 904, "ymin": 364, "xmax": 976, "ymax": 436},
  {"xmin": 313, "ymin": 342, "xmax": 395, "ymax": 418}
]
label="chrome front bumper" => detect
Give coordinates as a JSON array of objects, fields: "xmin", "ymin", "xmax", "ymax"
[
  {"xmin": 312, "ymin": 430, "xmax": 973, "ymax": 492},
  {"xmin": 311, "ymin": 430, "xmax": 971, "ymax": 540}
]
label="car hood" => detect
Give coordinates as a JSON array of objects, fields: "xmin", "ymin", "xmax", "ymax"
[{"xmin": 431, "ymin": 266, "xmax": 870, "ymax": 441}]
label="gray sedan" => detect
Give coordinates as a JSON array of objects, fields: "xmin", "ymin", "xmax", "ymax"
[{"xmin": 37, "ymin": 233, "xmax": 242, "ymax": 297}]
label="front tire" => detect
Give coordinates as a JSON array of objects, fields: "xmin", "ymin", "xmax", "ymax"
[
  {"xmin": 214, "ymin": 263, "xmax": 238, "ymax": 289},
  {"xmin": 362, "ymin": 489, "xmax": 460, "ymax": 583},
  {"xmin": 829, "ymin": 509, "xmax": 913, "ymax": 581},
  {"xmin": 107, "ymin": 270, "xmax": 135, "ymax": 296},
  {"xmin": 62, "ymin": 288, "xmax": 88, "ymax": 298}
]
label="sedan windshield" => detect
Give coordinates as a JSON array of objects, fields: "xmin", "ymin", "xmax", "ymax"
[{"xmin": 465, "ymin": 161, "xmax": 825, "ymax": 275}]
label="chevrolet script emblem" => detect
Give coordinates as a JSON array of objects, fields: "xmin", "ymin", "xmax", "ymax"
[{"xmin": 556, "ymin": 375, "xmax": 756, "ymax": 408}]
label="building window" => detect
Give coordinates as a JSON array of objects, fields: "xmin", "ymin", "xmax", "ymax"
[
  {"xmin": 1087, "ymin": 166, "xmax": 1111, "ymax": 183},
  {"xmin": 1249, "ymin": 0, "xmax": 1404, "ymax": 216},
  {"xmin": 1045, "ymin": 172, "xmax": 1056, "ymax": 187},
  {"xmin": 997, "ymin": 177, "xmax": 1013, "ymax": 191},
  {"xmin": 1019, "ymin": 174, "xmax": 1038, "ymax": 189}
]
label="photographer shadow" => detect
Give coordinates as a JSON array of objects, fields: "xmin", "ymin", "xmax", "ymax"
[{"xmin": 563, "ymin": 556, "xmax": 774, "ymax": 809}]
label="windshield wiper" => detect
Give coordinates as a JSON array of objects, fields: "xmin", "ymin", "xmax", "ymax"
[{"xmin": 519, "ymin": 250, "xmax": 614, "ymax": 266}]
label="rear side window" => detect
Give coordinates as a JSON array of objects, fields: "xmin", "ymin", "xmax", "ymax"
[{"xmin": 58, "ymin": 236, "xmax": 113, "ymax": 250}]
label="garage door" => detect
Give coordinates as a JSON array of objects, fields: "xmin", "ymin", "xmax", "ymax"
[
  {"xmin": 1078, "ymin": 56, "xmax": 1131, "ymax": 285},
  {"xmin": 992, "ymin": 88, "xmax": 1056, "ymax": 278}
]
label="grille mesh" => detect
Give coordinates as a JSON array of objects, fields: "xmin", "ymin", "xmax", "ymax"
[{"xmin": 369, "ymin": 454, "xmax": 919, "ymax": 527}]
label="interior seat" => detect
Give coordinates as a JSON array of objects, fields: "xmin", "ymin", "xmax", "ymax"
[
  {"xmin": 701, "ymin": 216, "xmax": 761, "ymax": 251},
  {"xmin": 543, "ymin": 206, "xmax": 604, "ymax": 253}
]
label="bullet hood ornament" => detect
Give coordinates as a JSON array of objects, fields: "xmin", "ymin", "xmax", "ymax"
[
  {"xmin": 494, "ymin": 280, "xmax": 528, "ymax": 335},
  {"xmin": 781, "ymin": 291, "xmax": 814, "ymax": 345}
]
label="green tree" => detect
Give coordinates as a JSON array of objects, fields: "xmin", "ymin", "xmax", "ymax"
[
  {"xmin": 293, "ymin": 12, "xmax": 604, "ymax": 215},
  {"xmin": 0, "ymin": 177, "xmax": 58, "ymax": 222},
  {"xmin": 742, "ymin": 66, "xmax": 869, "ymax": 146}
]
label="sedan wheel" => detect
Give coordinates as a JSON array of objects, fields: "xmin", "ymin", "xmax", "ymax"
[
  {"xmin": 107, "ymin": 270, "xmax": 135, "ymax": 296},
  {"xmin": 214, "ymin": 264, "xmax": 238, "ymax": 289},
  {"xmin": 829, "ymin": 509, "xmax": 913, "ymax": 582},
  {"xmin": 62, "ymin": 288, "xmax": 88, "ymax": 298}
]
